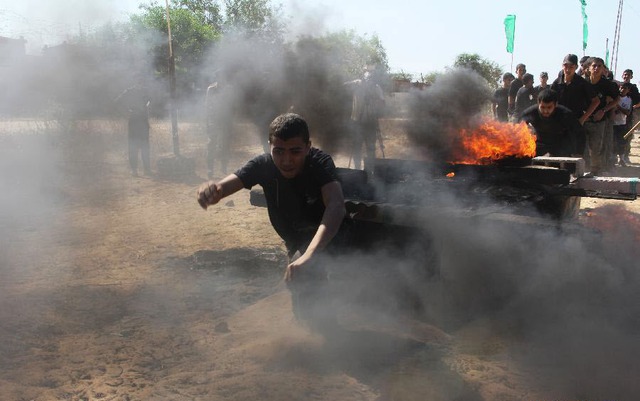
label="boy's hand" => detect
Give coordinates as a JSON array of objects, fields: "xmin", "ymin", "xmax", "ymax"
[{"xmin": 197, "ymin": 181, "xmax": 222, "ymax": 209}]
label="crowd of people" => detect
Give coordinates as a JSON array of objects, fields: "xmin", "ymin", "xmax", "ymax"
[{"xmin": 493, "ymin": 54, "xmax": 640, "ymax": 175}]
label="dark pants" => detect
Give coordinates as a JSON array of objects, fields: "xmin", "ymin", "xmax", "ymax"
[
  {"xmin": 614, "ymin": 124, "xmax": 628, "ymax": 157},
  {"xmin": 351, "ymin": 120, "xmax": 378, "ymax": 172},
  {"xmin": 624, "ymin": 112, "xmax": 636, "ymax": 158},
  {"xmin": 206, "ymin": 122, "xmax": 233, "ymax": 177},
  {"xmin": 128, "ymin": 116, "xmax": 150, "ymax": 174}
]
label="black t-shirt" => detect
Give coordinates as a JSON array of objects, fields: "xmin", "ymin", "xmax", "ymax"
[
  {"xmin": 628, "ymin": 83, "xmax": 640, "ymax": 106},
  {"xmin": 551, "ymin": 74, "xmax": 597, "ymax": 119},
  {"xmin": 589, "ymin": 77, "xmax": 620, "ymax": 121},
  {"xmin": 519, "ymin": 104, "xmax": 581, "ymax": 156},
  {"xmin": 235, "ymin": 147, "xmax": 339, "ymax": 253},
  {"xmin": 509, "ymin": 78, "xmax": 524, "ymax": 99},
  {"xmin": 493, "ymin": 87, "xmax": 509, "ymax": 121},
  {"xmin": 514, "ymin": 86, "xmax": 537, "ymax": 118}
]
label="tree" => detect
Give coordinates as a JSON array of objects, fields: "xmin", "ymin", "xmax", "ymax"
[
  {"xmin": 130, "ymin": 1, "xmax": 221, "ymax": 92},
  {"xmin": 313, "ymin": 30, "xmax": 389, "ymax": 79},
  {"xmin": 223, "ymin": 0, "xmax": 285, "ymax": 45},
  {"xmin": 175, "ymin": 0, "xmax": 223, "ymax": 29},
  {"xmin": 452, "ymin": 53, "xmax": 503, "ymax": 89}
]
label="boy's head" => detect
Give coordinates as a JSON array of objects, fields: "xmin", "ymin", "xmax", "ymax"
[
  {"xmin": 268, "ymin": 113, "xmax": 311, "ymax": 179},
  {"xmin": 522, "ymin": 73, "xmax": 534, "ymax": 87},
  {"xmin": 269, "ymin": 113, "xmax": 310, "ymax": 144},
  {"xmin": 620, "ymin": 82, "xmax": 632, "ymax": 96},
  {"xmin": 588, "ymin": 57, "xmax": 606, "ymax": 79},
  {"xmin": 502, "ymin": 72, "xmax": 515, "ymax": 87},
  {"xmin": 539, "ymin": 71, "xmax": 548, "ymax": 82}
]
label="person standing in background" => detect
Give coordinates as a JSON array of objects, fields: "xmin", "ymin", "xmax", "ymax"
[
  {"xmin": 115, "ymin": 82, "xmax": 151, "ymax": 176},
  {"xmin": 492, "ymin": 72, "xmax": 515, "ymax": 122}
]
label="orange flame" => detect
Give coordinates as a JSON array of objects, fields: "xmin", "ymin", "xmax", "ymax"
[
  {"xmin": 450, "ymin": 119, "xmax": 536, "ymax": 165},
  {"xmin": 446, "ymin": 172, "xmax": 455, "ymax": 178}
]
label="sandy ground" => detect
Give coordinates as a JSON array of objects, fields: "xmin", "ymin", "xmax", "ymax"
[{"xmin": 1, "ymin": 117, "xmax": 639, "ymax": 401}]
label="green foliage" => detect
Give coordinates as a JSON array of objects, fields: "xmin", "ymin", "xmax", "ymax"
[
  {"xmin": 133, "ymin": 2, "xmax": 220, "ymax": 69},
  {"xmin": 452, "ymin": 53, "xmax": 503, "ymax": 89},
  {"xmin": 223, "ymin": 0, "xmax": 285, "ymax": 44},
  {"xmin": 314, "ymin": 30, "xmax": 389, "ymax": 79},
  {"xmin": 390, "ymin": 70, "xmax": 413, "ymax": 81},
  {"xmin": 175, "ymin": 0, "xmax": 223, "ymax": 29},
  {"xmin": 418, "ymin": 72, "xmax": 441, "ymax": 85}
]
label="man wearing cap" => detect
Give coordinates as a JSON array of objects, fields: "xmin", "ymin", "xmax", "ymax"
[
  {"xmin": 551, "ymin": 54, "xmax": 599, "ymax": 159},
  {"xmin": 534, "ymin": 72, "xmax": 549, "ymax": 98},
  {"xmin": 584, "ymin": 57, "xmax": 620, "ymax": 175}
]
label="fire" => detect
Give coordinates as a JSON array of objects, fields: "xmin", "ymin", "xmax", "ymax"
[
  {"xmin": 450, "ymin": 119, "xmax": 536, "ymax": 164},
  {"xmin": 446, "ymin": 172, "xmax": 455, "ymax": 178}
]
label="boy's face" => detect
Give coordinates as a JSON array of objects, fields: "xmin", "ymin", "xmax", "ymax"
[
  {"xmin": 620, "ymin": 87, "xmax": 630, "ymax": 97},
  {"xmin": 270, "ymin": 136, "xmax": 311, "ymax": 179},
  {"xmin": 589, "ymin": 61, "xmax": 604, "ymax": 79}
]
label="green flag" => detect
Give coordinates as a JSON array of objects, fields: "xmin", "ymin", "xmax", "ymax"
[
  {"xmin": 580, "ymin": 0, "xmax": 588, "ymax": 51},
  {"xmin": 504, "ymin": 15, "xmax": 516, "ymax": 54}
]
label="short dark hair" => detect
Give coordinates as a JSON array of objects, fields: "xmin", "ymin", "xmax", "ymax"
[
  {"xmin": 588, "ymin": 57, "xmax": 605, "ymax": 67},
  {"xmin": 623, "ymin": 69, "xmax": 633, "ymax": 76},
  {"xmin": 537, "ymin": 88, "xmax": 558, "ymax": 104},
  {"xmin": 522, "ymin": 73, "xmax": 534, "ymax": 83},
  {"xmin": 516, "ymin": 63, "xmax": 526, "ymax": 71},
  {"xmin": 621, "ymin": 82, "xmax": 633, "ymax": 90},
  {"xmin": 268, "ymin": 113, "xmax": 310, "ymax": 144},
  {"xmin": 502, "ymin": 72, "xmax": 515, "ymax": 81}
]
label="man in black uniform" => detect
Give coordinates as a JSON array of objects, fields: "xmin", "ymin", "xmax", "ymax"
[
  {"xmin": 197, "ymin": 113, "xmax": 346, "ymax": 327},
  {"xmin": 514, "ymin": 73, "xmax": 536, "ymax": 120},
  {"xmin": 519, "ymin": 89, "xmax": 581, "ymax": 157},
  {"xmin": 508, "ymin": 63, "xmax": 526, "ymax": 118},
  {"xmin": 621, "ymin": 69, "xmax": 640, "ymax": 164},
  {"xmin": 551, "ymin": 54, "xmax": 599, "ymax": 158},
  {"xmin": 492, "ymin": 72, "xmax": 515, "ymax": 122},
  {"xmin": 584, "ymin": 57, "xmax": 620, "ymax": 175}
]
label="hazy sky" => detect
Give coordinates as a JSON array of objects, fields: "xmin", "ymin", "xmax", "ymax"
[{"xmin": 1, "ymin": 0, "xmax": 639, "ymax": 81}]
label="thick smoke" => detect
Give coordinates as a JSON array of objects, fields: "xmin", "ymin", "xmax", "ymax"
[
  {"xmin": 200, "ymin": 33, "xmax": 355, "ymax": 156},
  {"xmin": 2, "ymin": 4, "xmax": 640, "ymax": 399},
  {"xmin": 406, "ymin": 68, "xmax": 492, "ymax": 161}
]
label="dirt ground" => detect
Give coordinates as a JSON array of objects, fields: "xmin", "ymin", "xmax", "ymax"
[{"xmin": 1, "ymin": 117, "xmax": 639, "ymax": 401}]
